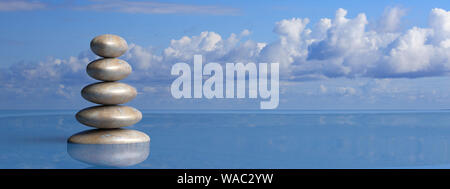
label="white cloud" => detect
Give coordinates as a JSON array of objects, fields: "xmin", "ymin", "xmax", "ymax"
[
  {"xmin": 73, "ymin": 0, "xmax": 239, "ymax": 15},
  {"xmin": 379, "ymin": 27, "xmax": 435, "ymax": 74},
  {"xmin": 274, "ymin": 18, "xmax": 310, "ymax": 42},
  {"xmin": 162, "ymin": 30, "xmax": 263, "ymax": 64},
  {"xmin": 125, "ymin": 44, "xmax": 163, "ymax": 70},
  {"xmin": 5, "ymin": 7, "xmax": 450, "ymax": 101},
  {"xmin": 9, "ymin": 7, "xmax": 450, "ymax": 83},
  {"xmin": 4, "ymin": 5, "xmax": 450, "ymax": 81},
  {"xmin": 164, "ymin": 31, "xmax": 223, "ymax": 61},
  {"xmin": 295, "ymin": 8, "xmax": 450, "ymax": 79},
  {"xmin": 240, "ymin": 29, "xmax": 251, "ymax": 37},
  {"xmin": 257, "ymin": 18, "xmax": 311, "ymax": 77},
  {"xmin": 429, "ymin": 8, "xmax": 450, "ymax": 43},
  {"xmin": 0, "ymin": 0, "xmax": 45, "ymax": 11}
]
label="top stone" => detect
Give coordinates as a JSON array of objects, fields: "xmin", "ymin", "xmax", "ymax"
[{"xmin": 90, "ymin": 34, "xmax": 128, "ymax": 58}]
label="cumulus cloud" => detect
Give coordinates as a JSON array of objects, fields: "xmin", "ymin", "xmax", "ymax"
[
  {"xmin": 163, "ymin": 30, "xmax": 265, "ymax": 64},
  {"xmin": 4, "ymin": 7, "xmax": 450, "ymax": 104},
  {"xmin": 0, "ymin": 0, "xmax": 45, "ymax": 11},
  {"xmin": 294, "ymin": 8, "xmax": 450, "ymax": 79},
  {"xmin": 258, "ymin": 17, "xmax": 310, "ymax": 76}
]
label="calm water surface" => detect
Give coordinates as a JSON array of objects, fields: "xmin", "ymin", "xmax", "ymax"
[{"xmin": 1, "ymin": 110, "xmax": 450, "ymax": 169}]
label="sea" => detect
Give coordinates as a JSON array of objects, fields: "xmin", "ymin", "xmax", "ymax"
[{"xmin": 1, "ymin": 109, "xmax": 450, "ymax": 169}]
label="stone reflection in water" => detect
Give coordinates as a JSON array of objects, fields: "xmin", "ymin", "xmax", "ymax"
[{"xmin": 67, "ymin": 141, "xmax": 150, "ymax": 167}]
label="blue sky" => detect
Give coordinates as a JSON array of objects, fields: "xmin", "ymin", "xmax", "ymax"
[
  {"xmin": 0, "ymin": 0, "xmax": 440, "ymax": 65},
  {"xmin": 2, "ymin": 0, "xmax": 450, "ymax": 110}
]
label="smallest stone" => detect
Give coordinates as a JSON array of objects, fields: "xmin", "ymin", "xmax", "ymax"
[{"xmin": 90, "ymin": 34, "xmax": 128, "ymax": 58}]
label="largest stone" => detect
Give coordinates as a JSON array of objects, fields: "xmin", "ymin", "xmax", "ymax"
[
  {"xmin": 76, "ymin": 105, "xmax": 142, "ymax": 128},
  {"xmin": 68, "ymin": 129, "xmax": 150, "ymax": 144}
]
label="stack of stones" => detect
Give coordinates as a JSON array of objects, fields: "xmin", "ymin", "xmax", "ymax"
[{"xmin": 68, "ymin": 34, "xmax": 150, "ymax": 144}]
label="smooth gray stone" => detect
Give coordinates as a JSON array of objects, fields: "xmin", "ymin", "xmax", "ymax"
[
  {"xmin": 76, "ymin": 105, "xmax": 142, "ymax": 128},
  {"xmin": 68, "ymin": 128, "xmax": 150, "ymax": 144},
  {"xmin": 81, "ymin": 82, "xmax": 137, "ymax": 105},
  {"xmin": 87, "ymin": 58, "xmax": 132, "ymax": 81},
  {"xmin": 67, "ymin": 141, "xmax": 150, "ymax": 167},
  {"xmin": 90, "ymin": 34, "xmax": 128, "ymax": 58}
]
